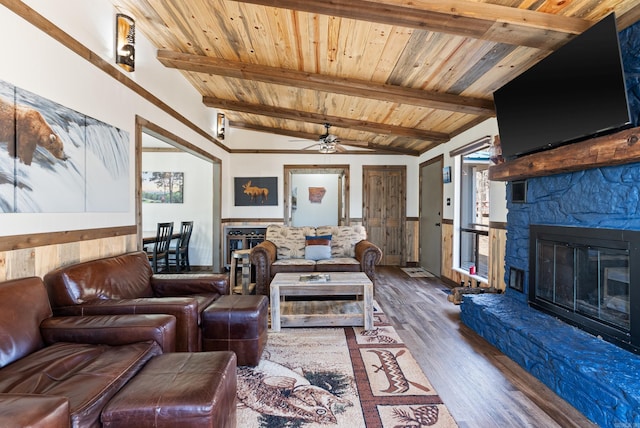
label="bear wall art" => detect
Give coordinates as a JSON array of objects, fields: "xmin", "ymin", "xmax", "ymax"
[{"xmin": 0, "ymin": 79, "xmax": 129, "ymax": 213}]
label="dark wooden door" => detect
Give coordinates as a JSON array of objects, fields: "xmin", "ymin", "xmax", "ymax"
[{"xmin": 363, "ymin": 166, "xmax": 406, "ymax": 266}]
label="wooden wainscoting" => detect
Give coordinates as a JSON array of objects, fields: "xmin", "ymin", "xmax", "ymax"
[
  {"xmin": 441, "ymin": 221, "xmax": 457, "ymax": 284},
  {"xmin": 0, "ymin": 227, "xmax": 137, "ymax": 281},
  {"xmin": 489, "ymin": 225, "xmax": 507, "ymax": 290},
  {"xmin": 406, "ymin": 218, "xmax": 419, "ymax": 264}
]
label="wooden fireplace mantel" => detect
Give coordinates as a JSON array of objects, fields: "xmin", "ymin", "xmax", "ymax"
[{"xmin": 488, "ymin": 125, "xmax": 640, "ymax": 181}]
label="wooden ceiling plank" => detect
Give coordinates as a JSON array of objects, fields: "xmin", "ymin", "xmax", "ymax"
[
  {"xmin": 226, "ymin": 0, "xmax": 591, "ymax": 49},
  {"xmin": 157, "ymin": 49, "xmax": 495, "ymax": 115},
  {"xmin": 448, "ymin": 43, "xmax": 518, "ymax": 95},
  {"xmin": 208, "ymin": 97, "xmax": 450, "ymax": 141}
]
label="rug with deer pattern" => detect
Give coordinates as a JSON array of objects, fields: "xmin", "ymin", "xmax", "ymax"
[{"xmin": 236, "ymin": 306, "xmax": 458, "ymax": 427}]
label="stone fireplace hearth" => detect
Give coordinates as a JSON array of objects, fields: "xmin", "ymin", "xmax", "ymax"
[{"xmin": 462, "ymin": 159, "xmax": 640, "ymax": 428}]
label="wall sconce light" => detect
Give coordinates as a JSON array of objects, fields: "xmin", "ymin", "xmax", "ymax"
[
  {"xmin": 115, "ymin": 13, "xmax": 135, "ymax": 72},
  {"xmin": 217, "ymin": 113, "xmax": 225, "ymax": 140}
]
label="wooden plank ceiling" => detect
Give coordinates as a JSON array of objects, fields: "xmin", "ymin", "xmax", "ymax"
[{"xmin": 112, "ymin": 0, "xmax": 640, "ymax": 155}]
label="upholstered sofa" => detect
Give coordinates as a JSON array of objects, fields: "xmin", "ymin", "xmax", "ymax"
[
  {"xmin": 0, "ymin": 276, "xmax": 175, "ymax": 427},
  {"xmin": 250, "ymin": 225, "xmax": 382, "ymax": 296},
  {"xmin": 43, "ymin": 251, "xmax": 268, "ymax": 365}
]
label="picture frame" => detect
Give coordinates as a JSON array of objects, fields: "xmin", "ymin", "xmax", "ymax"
[
  {"xmin": 442, "ymin": 166, "xmax": 452, "ymax": 183},
  {"xmin": 142, "ymin": 171, "xmax": 184, "ymax": 203},
  {"xmin": 234, "ymin": 177, "xmax": 278, "ymax": 206},
  {"xmin": 0, "ymin": 78, "xmax": 130, "ymax": 213}
]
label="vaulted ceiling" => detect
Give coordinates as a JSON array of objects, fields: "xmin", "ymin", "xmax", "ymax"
[{"xmin": 112, "ymin": 0, "xmax": 640, "ymax": 155}]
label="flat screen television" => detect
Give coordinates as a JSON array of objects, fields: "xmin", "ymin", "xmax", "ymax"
[{"xmin": 493, "ymin": 13, "xmax": 632, "ymax": 160}]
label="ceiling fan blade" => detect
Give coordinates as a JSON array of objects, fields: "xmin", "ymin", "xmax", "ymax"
[
  {"xmin": 335, "ymin": 139, "xmax": 369, "ymax": 147},
  {"xmin": 301, "ymin": 143, "xmax": 320, "ymax": 150}
]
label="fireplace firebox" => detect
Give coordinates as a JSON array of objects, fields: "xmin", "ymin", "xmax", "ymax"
[{"xmin": 529, "ymin": 225, "xmax": 640, "ymax": 354}]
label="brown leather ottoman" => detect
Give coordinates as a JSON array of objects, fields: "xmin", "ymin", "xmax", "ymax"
[
  {"xmin": 102, "ymin": 352, "xmax": 237, "ymax": 428},
  {"xmin": 202, "ymin": 294, "xmax": 268, "ymax": 366}
]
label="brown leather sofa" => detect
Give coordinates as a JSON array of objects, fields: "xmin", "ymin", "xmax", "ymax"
[
  {"xmin": 43, "ymin": 251, "xmax": 230, "ymax": 353},
  {"xmin": 0, "ymin": 276, "xmax": 176, "ymax": 427}
]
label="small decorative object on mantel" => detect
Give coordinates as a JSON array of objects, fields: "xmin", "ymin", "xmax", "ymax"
[{"xmin": 489, "ymin": 135, "xmax": 505, "ymax": 165}]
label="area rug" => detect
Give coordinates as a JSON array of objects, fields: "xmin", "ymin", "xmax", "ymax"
[
  {"xmin": 400, "ymin": 267, "xmax": 435, "ymax": 278},
  {"xmin": 236, "ymin": 308, "xmax": 458, "ymax": 427}
]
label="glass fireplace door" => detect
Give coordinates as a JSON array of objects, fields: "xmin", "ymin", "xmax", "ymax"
[{"xmin": 535, "ymin": 241, "xmax": 630, "ymax": 332}]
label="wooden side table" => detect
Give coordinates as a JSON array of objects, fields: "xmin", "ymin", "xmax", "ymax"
[{"xmin": 230, "ymin": 248, "xmax": 254, "ymax": 294}]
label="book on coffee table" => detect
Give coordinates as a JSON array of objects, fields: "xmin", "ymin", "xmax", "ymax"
[{"xmin": 299, "ymin": 273, "xmax": 331, "ymax": 282}]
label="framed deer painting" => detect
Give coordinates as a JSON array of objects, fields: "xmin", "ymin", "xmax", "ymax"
[{"xmin": 234, "ymin": 177, "xmax": 278, "ymax": 206}]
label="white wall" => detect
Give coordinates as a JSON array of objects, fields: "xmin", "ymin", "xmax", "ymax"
[
  {"xmin": 142, "ymin": 152, "xmax": 213, "ymax": 266},
  {"xmin": 225, "ymin": 126, "xmax": 418, "ymax": 220},
  {"xmin": 0, "ymin": 0, "xmax": 228, "ymax": 236}
]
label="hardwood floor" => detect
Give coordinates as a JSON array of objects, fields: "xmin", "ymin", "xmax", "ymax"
[{"xmin": 374, "ymin": 266, "xmax": 597, "ymax": 428}]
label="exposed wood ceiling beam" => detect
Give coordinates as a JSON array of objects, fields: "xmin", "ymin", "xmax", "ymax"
[
  {"xmin": 228, "ymin": 121, "xmax": 322, "ymax": 142},
  {"xmin": 204, "ymin": 97, "xmax": 450, "ymax": 142},
  {"xmin": 228, "ymin": 120, "xmax": 421, "ymax": 156},
  {"xmin": 617, "ymin": 2, "xmax": 640, "ymax": 30},
  {"xmin": 228, "ymin": 0, "xmax": 592, "ymax": 50},
  {"xmin": 158, "ymin": 50, "xmax": 494, "ymax": 116}
]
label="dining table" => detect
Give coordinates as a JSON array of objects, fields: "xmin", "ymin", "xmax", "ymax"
[{"xmin": 142, "ymin": 232, "xmax": 180, "ymax": 246}]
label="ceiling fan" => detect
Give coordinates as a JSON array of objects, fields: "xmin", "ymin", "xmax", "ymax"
[{"xmin": 302, "ymin": 123, "xmax": 345, "ymax": 153}]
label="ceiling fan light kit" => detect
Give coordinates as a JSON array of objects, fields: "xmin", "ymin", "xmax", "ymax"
[
  {"xmin": 319, "ymin": 141, "xmax": 337, "ymax": 153},
  {"xmin": 302, "ymin": 123, "xmax": 342, "ymax": 153}
]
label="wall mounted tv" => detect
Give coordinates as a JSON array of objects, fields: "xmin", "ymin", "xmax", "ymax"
[{"xmin": 493, "ymin": 13, "xmax": 632, "ymax": 160}]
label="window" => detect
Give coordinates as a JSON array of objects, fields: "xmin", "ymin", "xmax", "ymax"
[{"xmin": 451, "ymin": 136, "xmax": 491, "ymax": 279}]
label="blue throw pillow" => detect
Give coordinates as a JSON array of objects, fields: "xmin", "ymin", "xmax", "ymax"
[{"xmin": 305, "ymin": 235, "xmax": 332, "ymax": 260}]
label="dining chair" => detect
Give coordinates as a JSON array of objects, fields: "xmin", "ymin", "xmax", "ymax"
[
  {"xmin": 147, "ymin": 222, "xmax": 174, "ymax": 273},
  {"xmin": 169, "ymin": 221, "xmax": 194, "ymax": 272}
]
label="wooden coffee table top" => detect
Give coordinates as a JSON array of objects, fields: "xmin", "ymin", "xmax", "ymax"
[{"xmin": 271, "ymin": 272, "xmax": 371, "ymax": 286}]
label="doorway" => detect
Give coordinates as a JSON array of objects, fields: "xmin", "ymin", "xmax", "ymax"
[
  {"xmin": 362, "ymin": 166, "xmax": 406, "ymax": 266},
  {"xmin": 420, "ymin": 156, "xmax": 443, "ymax": 276},
  {"xmin": 135, "ymin": 117, "xmax": 222, "ymax": 271}
]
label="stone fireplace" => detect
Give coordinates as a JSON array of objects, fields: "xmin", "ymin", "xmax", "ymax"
[{"xmin": 459, "ymin": 19, "xmax": 640, "ymax": 427}]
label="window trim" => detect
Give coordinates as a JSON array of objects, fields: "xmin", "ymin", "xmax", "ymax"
[
  {"xmin": 454, "ymin": 136, "xmax": 492, "ymax": 280},
  {"xmin": 449, "ymin": 135, "xmax": 491, "ymax": 157}
]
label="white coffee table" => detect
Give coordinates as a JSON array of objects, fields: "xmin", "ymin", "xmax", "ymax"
[{"xmin": 270, "ymin": 272, "xmax": 374, "ymax": 332}]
